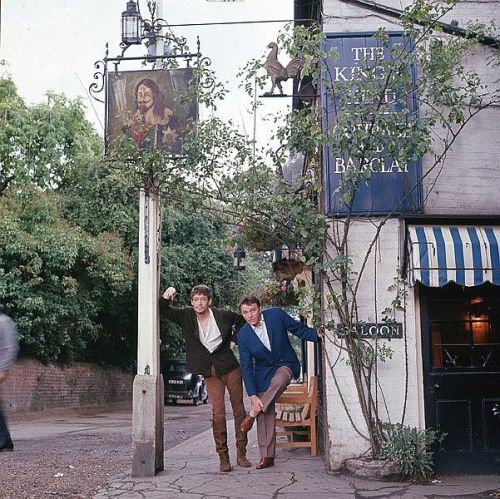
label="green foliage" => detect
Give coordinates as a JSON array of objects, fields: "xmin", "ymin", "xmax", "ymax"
[
  {"xmin": 0, "ymin": 77, "xmax": 102, "ymax": 193},
  {"xmin": 161, "ymin": 208, "xmax": 236, "ymax": 303},
  {"xmin": 381, "ymin": 423, "xmax": 446, "ymax": 480},
  {"xmin": 0, "ymin": 73, "xmax": 273, "ymax": 367},
  {"xmin": 0, "ymin": 186, "xmax": 134, "ymax": 363},
  {"xmin": 255, "ymin": 280, "xmax": 299, "ymax": 307},
  {"xmin": 61, "ymin": 161, "xmax": 139, "ymax": 249},
  {"xmin": 343, "ymin": 339, "xmax": 394, "ymax": 367}
]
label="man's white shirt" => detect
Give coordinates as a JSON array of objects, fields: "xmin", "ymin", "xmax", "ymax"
[
  {"xmin": 251, "ymin": 317, "xmax": 271, "ymax": 351},
  {"xmin": 197, "ymin": 309, "xmax": 222, "ymax": 353}
]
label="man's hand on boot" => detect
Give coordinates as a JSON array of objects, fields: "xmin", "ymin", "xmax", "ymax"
[
  {"xmin": 240, "ymin": 395, "xmax": 263, "ymax": 433},
  {"xmin": 249, "ymin": 395, "xmax": 264, "ymax": 417}
]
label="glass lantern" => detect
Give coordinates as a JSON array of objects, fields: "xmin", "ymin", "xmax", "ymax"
[{"xmin": 121, "ymin": 0, "xmax": 142, "ymax": 45}]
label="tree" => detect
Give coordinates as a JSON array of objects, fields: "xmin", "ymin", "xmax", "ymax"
[
  {"xmin": 0, "ymin": 70, "xmax": 273, "ymax": 368},
  {"xmin": 58, "ymin": 160, "xmax": 140, "ymax": 368},
  {"xmin": 0, "ymin": 77, "xmax": 139, "ymax": 366},
  {"xmin": 0, "ymin": 186, "xmax": 134, "ymax": 363},
  {"xmin": 0, "ymin": 76, "xmax": 101, "ymax": 194}
]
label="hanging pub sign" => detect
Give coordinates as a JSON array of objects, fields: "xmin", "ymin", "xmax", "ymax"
[
  {"xmin": 106, "ymin": 68, "xmax": 197, "ymax": 155},
  {"xmin": 322, "ymin": 33, "xmax": 422, "ymax": 216}
]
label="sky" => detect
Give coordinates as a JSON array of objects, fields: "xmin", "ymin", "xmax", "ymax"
[{"xmin": 1, "ymin": 0, "xmax": 294, "ymax": 145}]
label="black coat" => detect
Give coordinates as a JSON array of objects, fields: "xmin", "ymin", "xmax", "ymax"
[{"xmin": 160, "ymin": 298, "xmax": 245, "ymax": 377}]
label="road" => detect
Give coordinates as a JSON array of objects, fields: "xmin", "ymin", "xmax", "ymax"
[{"xmin": 0, "ymin": 401, "xmax": 213, "ymax": 498}]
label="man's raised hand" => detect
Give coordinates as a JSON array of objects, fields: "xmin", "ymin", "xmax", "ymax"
[
  {"xmin": 317, "ymin": 325, "xmax": 325, "ymax": 339},
  {"xmin": 162, "ymin": 287, "xmax": 177, "ymax": 301}
]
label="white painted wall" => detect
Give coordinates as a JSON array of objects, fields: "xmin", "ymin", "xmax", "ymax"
[
  {"xmin": 423, "ymin": 97, "xmax": 500, "ymax": 214},
  {"xmin": 324, "ymin": 219, "xmax": 420, "ymax": 468},
  {"xmin": 324, "ymin": 0, "xmax": 499, "ymax": 33}
]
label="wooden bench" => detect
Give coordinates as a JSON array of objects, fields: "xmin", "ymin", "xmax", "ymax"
[{"xmin": 275, "ymin": 376, "xmax": 318, "ymax": 456}]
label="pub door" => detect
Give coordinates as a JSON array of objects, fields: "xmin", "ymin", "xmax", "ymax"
[{"xmin": 421, "ymin": 283, "xmax": 500, "ymax": 474}]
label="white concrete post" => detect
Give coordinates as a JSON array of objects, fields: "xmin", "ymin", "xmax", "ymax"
[
  {"xmin": 132, "ymin": 0, "xmax": 166, "ymax": 477},
  {"xmin": 132, "ymin": 187, "xmax": 164, "ymax": 477}
]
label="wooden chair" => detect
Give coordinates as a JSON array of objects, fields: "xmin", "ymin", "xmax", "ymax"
[
  {"xmin": 280, "ymin": 378, "xmax": 308, "ymax": 395},
  {"xmin": 275, "ymin": 375, "xmax": 318, "ymax": 456}
]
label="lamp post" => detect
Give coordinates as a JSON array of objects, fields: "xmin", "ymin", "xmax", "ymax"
[
  {"xmin": 118, "ymin": 0, "xmax": 168, "ymax": 478},
  {"xmin": 134, "ymin": 184, "xmax": 163, "ymax": 478},
  {"xmin": 119, "ymin": 0, "xmax": 176, "ymax": 57},
  {"xmin": 89, "ymin": 16, "xmax": 201, "ymax": 476},
  {"xmin": 88, "ymin": 0, "xmax": 253, "ymax": 479},
  {"xmin": 121, "ymin": 0, "xmax": 168, "ymax": 61},
  {"xmin": 233, "ymin": 246, "xmax": 246, "ymax": 271}
]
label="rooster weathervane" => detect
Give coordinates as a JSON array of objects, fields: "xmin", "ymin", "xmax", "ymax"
[{"xmin": 264, "ymin": 42, "xmax": 302, "ymax": 96}]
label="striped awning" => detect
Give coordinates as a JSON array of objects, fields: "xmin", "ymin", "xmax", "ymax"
[{"xmin": 407, "ymin": 226, "xmax": 500, "ymax": 287}]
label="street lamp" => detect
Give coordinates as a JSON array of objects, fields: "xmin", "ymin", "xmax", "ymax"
[
  {"xmin": 121, "ymin": 0, "xmax": 143, "ymax": 45},
  {"xmin": 233, "ymin": 247, "xmax": 246, "ymax": 271},
  {"xmin": 118, "ymin": 0, "xmax": 186, "ymax": 60}
]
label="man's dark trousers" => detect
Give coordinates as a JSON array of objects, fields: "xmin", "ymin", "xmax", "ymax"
[{"xmin": 0, "ymin": 399, "xmax": 13, "ymax": 449}]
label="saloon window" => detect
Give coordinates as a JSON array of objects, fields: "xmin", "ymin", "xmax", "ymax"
[{"xmin": 428, "ymin": 283, "xmax": 500, "ymax": 370}]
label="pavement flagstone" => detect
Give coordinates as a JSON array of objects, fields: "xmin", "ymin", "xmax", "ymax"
[{"xmin": 95, "ymin": 420, "xmax": 500, "ymax": 498}]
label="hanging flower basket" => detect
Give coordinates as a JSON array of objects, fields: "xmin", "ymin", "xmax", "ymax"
[
  {"xmin": 255, "ymin": 281, "xmax": 299, "ymax": 307},
  {"xmin": 272, "ymin": 259, "xmax": 304, "ymax": 280},
  {"xmin": 240, "ymin": 219, "xmax": 283, "ymax": 252}
]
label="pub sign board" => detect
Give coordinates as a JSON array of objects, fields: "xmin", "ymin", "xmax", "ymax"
[
  {"xmin": 337, "ymin": 322, "xmax": 403, "ymax": 339},
  {"xmin": 322, "ymin": 33, "xmax": 423, "ymax": 216},
  {"xmin": 106, "ymin": 68, "xmax": 197, "ymax": 155}
]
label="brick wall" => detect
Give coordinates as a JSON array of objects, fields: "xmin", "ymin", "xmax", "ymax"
[{"xmin": 0, "ymin": 358, "xmax": 133, "ymax": 415}]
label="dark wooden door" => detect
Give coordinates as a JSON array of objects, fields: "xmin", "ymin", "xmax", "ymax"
[{"xmin": 421, "ymin": 283, "xmax": 500, "ymax": 474}]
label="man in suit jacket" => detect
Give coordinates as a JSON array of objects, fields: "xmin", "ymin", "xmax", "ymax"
[
  {"xmin": 237, "ymin": 295, "xmax": 321, "ymax": 469},
  {"xmin": 160, "ymin": 285, "xmax": 249, "ymax": 472}
]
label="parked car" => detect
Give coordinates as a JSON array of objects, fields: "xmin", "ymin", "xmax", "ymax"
[{"xmin": 161, "ymin": 357, "xmax": 208, "ymax": 406}]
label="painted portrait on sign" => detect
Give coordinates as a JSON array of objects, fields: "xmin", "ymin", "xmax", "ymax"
[{"xmin": 106, "ymin": 69, "xmax": 197, "ymax": 155}]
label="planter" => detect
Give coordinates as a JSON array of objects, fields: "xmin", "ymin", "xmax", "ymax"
[
  {"xmin": 240, "ymin": 219, "xmax": 283, "ymax": 252},
  {"xmin": 345, "ymin": 458, "xmax": 398, "ymax": 480},
  {"xmin": 255, "ymin": 281, "xmax": 299, "ymax": 307},
  {"xmin": 272, "ymin": 259, "xmax": 304, "ymax": 280}
]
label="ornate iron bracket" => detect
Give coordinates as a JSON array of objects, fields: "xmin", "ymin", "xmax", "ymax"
[{"xmin": 89, "ymin": 36, "xmax": 214, "ymax": 102}]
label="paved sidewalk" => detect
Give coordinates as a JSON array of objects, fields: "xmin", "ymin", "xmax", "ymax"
[{"xmin": 95, "ymin": 421, "xmax": 500, "ymax": 498}]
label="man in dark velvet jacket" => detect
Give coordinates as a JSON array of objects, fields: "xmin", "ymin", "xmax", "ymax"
[{"xmin": 160, "ymin": 285, "xmax": 249, "ymax": 472}]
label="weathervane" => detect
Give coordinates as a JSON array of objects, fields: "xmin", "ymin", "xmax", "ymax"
[{"xmin": 263, "ymin": 42, "xmax": 302, "ymax": 96}]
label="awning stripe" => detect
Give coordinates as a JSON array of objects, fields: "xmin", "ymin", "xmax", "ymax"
[
  {"xmin": 450, "ymin": 227, "xmax": 465, "ymax": 285},
  {"xmin": 415, "ymin": 226, "xmax": 430, "ymax": 286},
  {"xmin": 485, "ymin": 227, "xmax": 500, "ymax": 284},
  {"xmin": 468, "ymin": 227, "xmax": 483, "ymax": 286},
  {"xmin": 407, "ymin": 225, "xmax": 500, "ymax": 287},
  {"xmin": 433, "ymin": 227, "xmax": 448, "ymax": 287}
]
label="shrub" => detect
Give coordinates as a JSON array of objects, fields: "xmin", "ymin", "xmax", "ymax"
[{"xmin": 381, "ymin": 423, "xmax": 445, "ymax": 480}]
